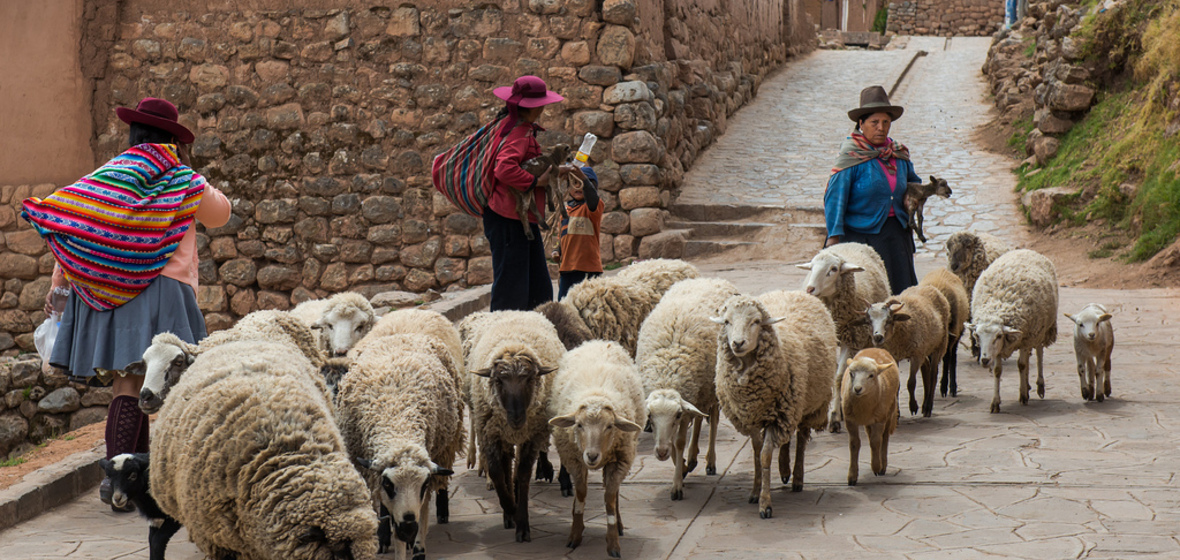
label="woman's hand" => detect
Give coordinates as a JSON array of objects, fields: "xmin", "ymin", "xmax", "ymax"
[
  {"xmin": 824, "ymin": 236, "xmax": 841, "ymax": 248},
  {"xmin": 43, "ymin": 291, "xmax": 55, "ymax": 316},
  {"xmin": 558, "ymin": 164, "xmax": 586, "ymax": 181},
  {"xmin": 535, "ymin": 167, "xmax": 552, "ymax": 187}
]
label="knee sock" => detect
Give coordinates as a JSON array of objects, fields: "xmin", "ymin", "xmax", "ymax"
[{"xmin": 105, "ymin": 395, "xmax": 146, "ymax": 460}]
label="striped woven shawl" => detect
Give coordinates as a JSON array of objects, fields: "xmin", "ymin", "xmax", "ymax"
[{"xmin": 21, "ymin": 143, "xmax": 205, "ymax": 310}]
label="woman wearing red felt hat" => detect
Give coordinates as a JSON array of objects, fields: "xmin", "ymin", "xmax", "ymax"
[
  {"xmin": 21, "ymin": 97, "xmax": 231, "ymax": 511},
  {"xmin": 483, "ymin": 75, "xmax": 565, "ymax": 311}
]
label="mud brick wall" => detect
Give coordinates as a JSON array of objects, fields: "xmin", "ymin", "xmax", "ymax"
[
  {"xmin": 0, "ymin": 0, "xmax": 815, "ymax": 349},
  {"xmin": 887, "ymin": 0, "xmax": 1005, "ymax": 36}
]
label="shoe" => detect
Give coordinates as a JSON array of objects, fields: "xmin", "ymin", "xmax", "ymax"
[{"xmin": 99, "ymin": 478, "xmax": 112, "ymax": 505}]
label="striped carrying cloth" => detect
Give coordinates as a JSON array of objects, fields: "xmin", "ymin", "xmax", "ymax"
[
  {"xmin": 21, "ymin": 143, "xmax": 205, "ymax": 310},
  {"xmin": 431, "ymin": 114, "xmax": 509, "ymax": 216}
]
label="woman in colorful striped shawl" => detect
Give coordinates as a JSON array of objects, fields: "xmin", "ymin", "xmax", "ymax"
[
  {"xmin": 824, "ymin": 86, "xmax": 922, "ymax": 295},
  {"xmin": 21, "ymin": 98, "xmax": 231, "ymax": 512}
]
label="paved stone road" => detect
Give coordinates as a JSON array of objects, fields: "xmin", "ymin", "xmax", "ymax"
[{"xmin": 4, "ymin": 38, "xmax": 1180, "ymax": 560}]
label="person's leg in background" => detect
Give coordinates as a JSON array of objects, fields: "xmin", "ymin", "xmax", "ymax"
[
  {"xmin": 102, "ymin": 373, "xmax": 146, "ymax": 512},
  {"xmin": 526, "ymin": 222, "xmax": 554, "ymax": 309},
  {"xmin": 484, "ymin": 211, "xmax": 534, "ymax": 311}
]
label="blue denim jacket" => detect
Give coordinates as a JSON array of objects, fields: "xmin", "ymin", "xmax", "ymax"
[{"xmin": 824, "ymin": 158, "xmax": 921, "ymax": 237}]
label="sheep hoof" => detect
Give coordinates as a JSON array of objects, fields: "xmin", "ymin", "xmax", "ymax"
[
  {"xmin": 685, "ymin": 460, "xmax": 698, "ymax": 474},
  {"xmin": 829, "ymin": 421, "xmax": 842, "ymax": 434},
  {"xmin": 1019, "ymin": 394, "xmax": 1029, "ymax": 405},
  {"xmin": 1096, "ymin": 393, "xmax": 1105, "ymax": 403},
  {"xmin": 922, "ymin": 409, "xmax": 932, "ymax": 418},
  {"xmin": 561, "ymin": 487, "xmax": 573, "ymax": 497},
  {"xmin": 706, "ymin": 465, "xmax": 716, "ymax": 475},
  {"xmin": 671, "ymin": 489, "xmax": 684, "ymax": 501},
  {"xmin": 503, "ymin": 515, "xmax": 515, "ymax": 529},
  {"xmin": 566, "ymin": 539, "xmax": 581, "ymax": 550},
  {"xmin": 759, "ymin": 507, "xmax": 773, "ymax": 519},
  {"xmin": 412, "ymin": 547, "xmax": 426, "ymax": 560},
  {"xmin": 791, "ymin": 483, "xmax": 803, "ymax": 493},
  {"xmin": 437, "ymin": 513, "xmax": 448, "ymax": 524},
  {"xmin": 874, "ymin": 468, "xmax": 886, "ymax": 476},
  {"xmin": 515, "ymin": 527, "xmax": 531, "ymax": 543},
  {"xmin": 1081, "ymin": 387, "xmax": 1092, "ymax": 400},
  {"xmin": 847, "ymin": 478, "xmax": 857, "ymax": 486},
  {"xmin": 990, "ymin": 402, "xmax": 1001, "ymax": 414},
  {"xmin": 748, "ymin": 495, "xmax": 758, "ymax": 504},
  {"xmin": 608, "ymin": 549, "xmax": 622, "ymax": 558},
  {"xmin": 1037, "ymin": 383, "xmax": 1045, "ymax": 399},
  {"xmin": 950, "ymin": 388, "xmax": 958, "ymax": 397}
]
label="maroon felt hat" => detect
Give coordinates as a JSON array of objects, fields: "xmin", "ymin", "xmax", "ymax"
[
  {"xmin": 493, "ymin": 75, "xmax": 565, "ymax": 108},
  {"xmin": 115, "ymin": 97, "xmax": 195, "ymax": 144}
]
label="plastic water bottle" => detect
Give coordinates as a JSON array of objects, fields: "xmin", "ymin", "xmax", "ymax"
[
  {"xmin": 573, "ymin": 133, "xmax": 597, "ymax": 167},
  {"xmin": 51, "ymin": 286, "xmax": 70, "ymax": 322}
]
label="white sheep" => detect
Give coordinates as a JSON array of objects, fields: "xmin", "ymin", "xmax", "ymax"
[
  {"xmin": 713, "ymin": 291, "xmax": 836, "ymax": 518},
  {"xmin": 616, "ymin": 258, "xmax": 701, "ymax": 297},
  {"xmin": 462, "ymin": 310, "xmax": 565, "ymax": 543},
  {"xmin": 132, "ymin": 310, "xmax": 327, "ymax": 413},
  {"xmin": 564, "ymin": 275, "xmax": 661, "ymax": 357},
  {"xmin": 797, "ymin": 242, "xmax": 890, "ymax": 432},
  {"xmin": 635, "ymin": 277, "xmax": 739, "ymax": 500},
  {"xmin": 966, "ymin": 249, "xmax": 1059, "ymax": 413},
  {"xmin": 336, "ymin": 333, "xmax": 465, "ymax": 559},
  {"xmin": 290, "ymin": 291, "xmax": 377, "ymax": 357},
  {"xmin": 1064, "ymin": 303, "xmax": 1114, "ymax": 402},
  {"xmin": 840, "ymin": 348, "xmax": 900, "ymax": 486},
  {"xmin": 548, "ymin": 340, "xmax": 645, "ymax": 559},
  {"xmin": 946, "ymin": 230, "xmax": 1014, "ymax": 360},
  {"xmin": 919, "ymin": 269, "xmax": 970, "ymax": 398},
  {"xmin": 860, "ymin": 284, "xmax": 950, "ymax": 418},
  {"xmin": 150, "ymin": 339, "xmax": 377, "ymax": 560}
]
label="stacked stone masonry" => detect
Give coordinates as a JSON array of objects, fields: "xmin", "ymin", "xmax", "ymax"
[
  {"xmin": 887, "ymin": 0, "xmax": 1004, "ymax": 36},
  {"xmin": 0, "ymin": 0, "xmax": 815, "ymax": 350},
  {"xmin": 0, "ymin": 358, "xmax": 111, "ymax": 459}
]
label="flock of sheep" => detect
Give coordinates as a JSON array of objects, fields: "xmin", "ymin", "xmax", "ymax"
[{"xmin": 95, "ymin": 232, "xmax": 1116, "ymax": 560}]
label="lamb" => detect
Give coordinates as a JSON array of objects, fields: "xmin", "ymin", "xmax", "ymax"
[
  {"xmin": 966, "ymin": 249, "xmax": 1059, "ymax": 413},
  {"xmin": 713, "ymin": 291, "xmax": 836, "ymax": 518},
  {"xmin": 290, "ymin": 291, "xmax": 377, "ymax": 357},
  {"xmin": 99, "ymin": 453, "xmax": 182, "ymax": 560},
  {"xmin": 616, "ymin": 258, "xmax": 701, "ymax": 298},
  {"xmin": 635, "ymin": 277, "xmax": 739, "ymax": 500},
  {"xmin": 797, "ymin": 242, "xmax": 890, "ymax": 432},
  {"xmin": 840, "ymin": 348, "xmax": 900, "ymax": 486},
  {"xmin": 462, "ymin": 310, "xmax": 565, "ymax": 542},
  {"xmin": 1065, "ymin": 303, "xmax": 1114, "ymax": 402},
  {"xmin": 548, "ymin": 340, "xmax": 645, "ymax": 558},
  {"xmin": 516, "ymin": 143, "xmax": 571, "ymax": 240},
  {"xmin": 905, "ymin": 175, "xmax": 952, "ymax": 243},
  {"xmin": 564, "ymin": 275, "xmax": 661, "ymax": 357},
  {"xmin": 337, "ymin": 334, "xmax": 465, "ymax": 560},
  {"xmin": 534, "ymin": 301, "xmax": 594, "ymax": 351},
  {"xmin": 859, "ymin": 285, "xmax": 949, "ymax": 418},
  {"xmin": 150, "ymin": 339, "xmax": 377, "ymax": 560},
  {"xmin": 918, "ymin": 269, "xmax": 970, "ymax": 397},
  {"xmin": 946, "ymin": 230, "xmax": 1014, "ymax": 360},
  {"xmin": 133, "ymin": 309, "xmax": 327, "ymax": 413}
]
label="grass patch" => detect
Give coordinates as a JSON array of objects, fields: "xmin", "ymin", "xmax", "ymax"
[
  {"xmin": 872, "ymin": 5, "xmax": 889, "ymax": 33},
  {"xmin": 1007, "ymin": 114, "xmax": 1035, "ymax": 154},
  {"xmin": 603, "ymin": 262, "xmax": 624, "ymax": 271},
  {"xmin": 1022, "ymin": 36, "xmax": 1037, "ymax": 57},
  {"xmin": 0, "ymin": 457, "xmax": 27, "ymax": 468}
]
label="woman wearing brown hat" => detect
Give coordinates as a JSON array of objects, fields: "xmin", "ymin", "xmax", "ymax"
[
  {"xmin": 824, "ymin": 86, "xmax": 922, "ymax": 294},
  {"xmin": 21, "ymin": 97, "xmax": 230, "ymax": 511},
  {"xmin": 483, "ymin": 75, "xmax": 565, "ymax": 311}
]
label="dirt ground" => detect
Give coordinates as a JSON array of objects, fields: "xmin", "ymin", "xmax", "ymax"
[{"xmin": 0, "ymin": 421, "xmax": 104, "ymax": 491}]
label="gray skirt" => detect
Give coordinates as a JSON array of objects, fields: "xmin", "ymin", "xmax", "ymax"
[{"xmin": 50, "ymin": 276, "xmax": 207, "ymax": 378}]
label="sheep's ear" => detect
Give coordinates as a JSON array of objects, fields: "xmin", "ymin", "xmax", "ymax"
[
  {"xmin": 1002, "ymin": 327, "xmax": 1022, "ymax": 342},
  {"xmin": 472, "ymin": 367, "xmax": 492, "ymax": 378},
  {"xmin": 98, "ymin": 458, "xmax": 113, "ymax": 474},
  {"xmin": 849, "ymin": 315, "xmax": 870, "ymax": 326},
  {"xmin": 796, "ymin": 262, "xmax": 813, "ymax": 270},
  {"xmin": 1063, "ymin": 312, "xmax": 1077, "ymax": 324},
  {"xmin": 845, "ymin": 358, "xmax": 854, "ymax": 367},
  {"xmin": 124, "ymin": 361, "xmax": 146, "ymax": 376},
  {"xmin": 840, "ymin": 263, "xmax": 865, "ymax": 274},
  {"xmin": 354, "ymin": 457, "xmax": 375, "ymax": 470},
  {"xmin": 709, "ymin": 316, "xmax": 725, "ymax": 325},
  {"xmin": 549, "ymin": 414, "xmax": 577, "ymax": 428},
  {"xmin": 964, "ymin": 322, "xmax": 975, "ymax": 333},
  {"xmin": 764, "ymin": 316, "xmax": 786, "ymax": 326},
  {"xmin": 614, "ymin": 417, "xmax": 643, "ymax": 433},
  {"xmin": 893, "ymin": 313, "xmax": 911, "ymax": 322},
  {"xmin": 887, "ymin": 300, "xmax": 905, "ymax": 312},
  {"xmin": 537, "ymin": 364, "xmax": 558, "ymax": 376},
  {"xmin": 930, "ymin": 175, "xmax": 937, "ymax": 184},
  {"xmin": 876, "ymin": 361, "xmax": 894, "ymax": 374},
  {"xmin": 431, "ymin": 463, "xmax": 454, "ymax": 477},
  {"xmin": 681, "ymin": 400, "xmax": 707, "ymax": 418},
  {"xmin": 1099, "ymin": 313, "xmax": 1112, "ymax": 323}
]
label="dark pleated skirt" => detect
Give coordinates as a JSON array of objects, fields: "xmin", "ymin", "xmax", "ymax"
[
  {"xmin": 50, "ymin": 276, "xmax": 207, "ymax": 377},
  {"xmin": 843, "ymin": 216, "xmax": 919, "ymax": 296}
]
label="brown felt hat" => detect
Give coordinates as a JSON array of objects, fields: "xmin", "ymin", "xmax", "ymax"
[{"xmin": 847, "ymin": 86, "xmax": 904, "ymax": 122}]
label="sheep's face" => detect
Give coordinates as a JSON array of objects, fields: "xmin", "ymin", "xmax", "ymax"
[
  {"xmin": 798, "ymin": 253, "xmax": 864, "ymax": 300},
  {"xmin": 713, "ymin": 297, "xmax": 781, "ymax": 360},
  {"xmin": 474, "ymin": 352, "xmax": 556, "ymax": 428},
  {"xmin": 644, "ymin": 390, "xmax": 705, "ymax": 461},
  {"xmin": 947, "ymin": 236, "xmax": 980, "ymax": 275},
  {"xmin": 865, "ymin": 300, "xmax": 909, "ymax": 347},
  {"xmin": 98, "ymin": 453, "xmax": 150, "ymax": 511},
  {"xmin": 844, "ymin": 357, "xmax": 888, "ymax": 398},
  {"xmin": 315, "ymin": 307, "xmax": 375, "ymax": 357},
  {"xmin": 367, "ymin": 452, "xmax": 451, "ymax": 548},
  {"xmin": 550, "ymin": 401, "xmax": 642, "ymax": 469},
  {"xmin": 931, "ymin": 176, "xmax": 952, "ymax": 198},
  {"xmin": 1066, "ymin": 305, "xmax": 1112, "ymax": 343},
  {"xmin": 136, "ymin": 340, "xmax": 194, "ymax": 413},
  {"xmin": 966, "ymin": 321, "xmax": 1021, "ymax": 368}
]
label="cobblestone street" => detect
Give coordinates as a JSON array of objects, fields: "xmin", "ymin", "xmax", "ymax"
[{"xmin": 3, "ymin": 37, "xmax": 1180, "ymax": 560}]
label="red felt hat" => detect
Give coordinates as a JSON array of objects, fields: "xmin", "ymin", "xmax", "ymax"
[
  {"xmin": 493, "ymin": 75, "xmax": 565, "ymax": 108},
  {"xmin": 115, "ymin": 97, "xmax": 195, "ymax": 144}
]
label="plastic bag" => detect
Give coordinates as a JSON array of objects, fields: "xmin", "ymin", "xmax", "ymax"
[{"xmin": 34, "ymin": 312, "xmax": 60, "ymax": 361}]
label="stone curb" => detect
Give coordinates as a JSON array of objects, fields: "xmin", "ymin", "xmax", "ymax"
[
  {"xmin": 0, "ymin": 285, "xmax": 494, "ymax": 532},
  {"xmin": 888, "ymin": 48, "xmax": 929, "ymax": 98}
]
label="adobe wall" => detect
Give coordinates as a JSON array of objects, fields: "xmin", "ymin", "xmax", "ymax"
[
  {"xmin": 887, "ymin": 0, "xmax": 1004, "ymax": 36},
  {"xmin": 0, "ymin": 0, "xmax": 815, "ymax": 353}
]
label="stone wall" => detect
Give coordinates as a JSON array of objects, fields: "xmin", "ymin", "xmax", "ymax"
[
  {"xmin": 0, "ymin": 0, "xmax": 814, "ymax": 351},
  {"xmin": 887, "ymin": 0, "xmax": 1004, "ymax": 36},
  {"xmin": 0, "ymin": 358, "xmax": 111, "ymax": 459}
]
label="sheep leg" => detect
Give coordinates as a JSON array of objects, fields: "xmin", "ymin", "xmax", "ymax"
[
  {"xmin": 778, "ymin": 438, "xmax": 791, "ymax": 485},
  {"xmin": 706, "ymin": 405, "xmax": 719, "ymax": 475},
  {"xmin": 1077, "ymin": 355, "xmax": 1093, "ymax": 401},
  {"xmin": 907, "ymin": 360, "xmax": 920, "ymax": 416},
  {"xmin": 685, "ymin": 415, "xmax": 703, "ymax": 475},
  {"xmin": 1035, "ymin": 346, "xmax": 1046, "ymax": 399},
  {"xmin": 512, "ymin": 438, "xmax": 542, "ymax": 542},
  {"xmin": 467, "ymin": 421, "xmax": 479, "ymax": 470},
  {"xmin": 517, "ymin": 194, "xmax": 536, "ymax": 241},
  {"xmin": 846, "ymin": 422, "xmax": 861, "ymax": 486},
  {"xmin": 921, "ymin": 354, "xmax": 938, "ymax": 418},
  {"xmin": 1018, "ymin": 349, "xmax": 1031, "ymax": 405},
  {"xmin": 1101, "ymin": 347, "xmax": 1113, "ymax": 400},
  {"xmin": 566, "ymin": 461, "xmax": 589, "ymax": 550},
  {"xmin": 536, "ymin": 449, "xmax": 555, "ymax": 482},
  {"xmin": 829, "ymin": 347, "xmax": 851, "ymax": 432},
  {"xmin": 879, "ymin": 420, "xmax": 892, "ymax": 475},
  {"xmin": 412, "ymin": 491, "xmax": 431, "ymax": 560},
  {"xmin": 791, "ymin": 428, "xmax": 810, "ymax": 493},
  {"xmin": 869, "ymin": 422, "xmax": 886, "ymax": 476},
  {"xmin": 377, "ymin": 503, "xmax": 393, "ymax": 554},
  {"xmin": 483, "ymin": 441, "xmax": 516, "ymax": 529},
  {"xmin": 147, "ymin": 517, "xmax": 182, "ymax": 560},
  {"xmin": 671, "ymin": 418, "xmax": 690, "ymax": 500},
  {"xmin": 559, "ymin": 464, "xmax": 573, "ymax": 497},
  {"xmin": 436, "ymin": 484, "xmax": 449, "ymax": 524},
  {"xmin": 604, "ymin": 460, "xmax": 629, "ymax": 557},
  {"xmin": 990, "ymin": 360, "xmax": 1004, "ymax": 413},
  {"xmin": 748, "ymin": 431, "xmax": 764, "ymax": 505},
  {"xmin": 941, "ymin": 332, "xmax": 961, "ymax": 397},
  {"xmin": 758, "ymin": 427, "xmax": 777, "ymax": 519}
]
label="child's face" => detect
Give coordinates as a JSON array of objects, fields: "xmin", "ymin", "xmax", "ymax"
[{"xmin": 568, "ymin": 183, "xmax": 585, "ymax": 201}]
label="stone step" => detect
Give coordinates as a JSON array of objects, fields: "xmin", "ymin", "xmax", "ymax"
[
  {"xmin": 682, "ymin": 240, "xmax": 760, "ymax": 258},
  {"xmin": 668, "ymin": 203, "xmax": 783, "ymax": 222},
  {"xmin": 664, "ymin": 220, "xmax": 775, "ymax": 239}
]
